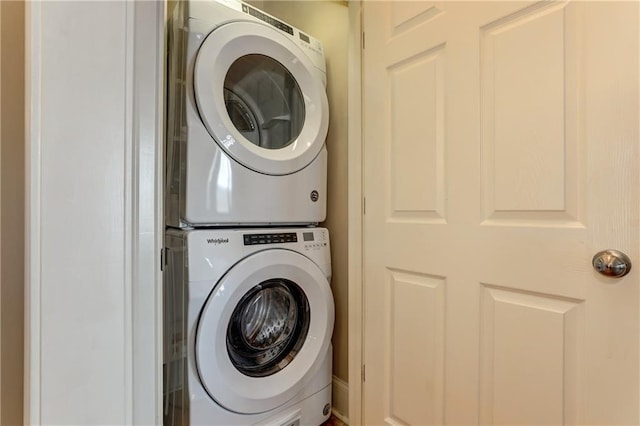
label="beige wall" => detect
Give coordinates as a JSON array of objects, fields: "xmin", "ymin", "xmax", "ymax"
[
  {"xmin": 258, "ymin": 0, "xmax": 350, "ymax": 413},
  {"xmin": 0, "ymin": 1, "xmax": 24, "ymax": 425}
]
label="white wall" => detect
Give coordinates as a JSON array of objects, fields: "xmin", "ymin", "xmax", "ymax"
[{"xmin": 25, "ymin": 2, "xmax": 163, "ymax": 424}]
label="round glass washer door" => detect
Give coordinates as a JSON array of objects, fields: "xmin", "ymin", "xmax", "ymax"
[
  {"xmin": 195, "ymin": 250, "xmax": 334, "ymax": 414},
  {"xmin": 226, "ymin": 278, "xmax": 310, "ymax": 378},
  {"xmin": 194, "ymin": 21, "xmax": 329, "ymax": 176}
]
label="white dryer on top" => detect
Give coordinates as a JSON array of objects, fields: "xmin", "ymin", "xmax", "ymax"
[{"xmin": 166, "ymin": 0, "xmax": 329, "ymax": 228}]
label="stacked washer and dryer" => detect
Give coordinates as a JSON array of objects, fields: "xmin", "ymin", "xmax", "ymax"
[{"xmin": 163, "ymin": 1, "xmax": 335, "ymax": 426}]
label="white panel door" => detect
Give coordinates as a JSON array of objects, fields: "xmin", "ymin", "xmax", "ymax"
[{"xmin": 362, "ymin": 1, "xmax": 639, "ymax": 425}]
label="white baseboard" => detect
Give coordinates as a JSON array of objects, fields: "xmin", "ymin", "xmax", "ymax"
[
  {"xmin": 331, "ymin": 408, "xmax": 349, "ymax": 425},
  {"xmin": 332, "ymin": 375, "xmax": 349, "ymax": 423}
]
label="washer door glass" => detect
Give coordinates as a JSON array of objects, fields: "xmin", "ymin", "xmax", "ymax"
[
  {"xmin": 194, "ymin": 21, "xmax": 329, "ymax": 175},
  {"xmin": 224, "ymin": 55, "xmax": 305, "ymax": 150},
  {"xmin": 227, "ymin": 278, "xmax": 310, "ymax": 377}
]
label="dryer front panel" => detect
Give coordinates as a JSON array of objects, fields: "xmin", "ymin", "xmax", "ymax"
[
  {"xmin": 195, "ymin": 249, "xmax": 334, "ymax": 414},
  {"xmin": 194, "ymin": 21, "xmax": 329, "ymax": 176}
]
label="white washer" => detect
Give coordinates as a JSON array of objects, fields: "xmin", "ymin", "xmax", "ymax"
[
  {"xmin": 166, "ymin": 0, "xmax": 330, "ymax": 228},
  {"xmin": 163, "ymin": 227, "xmax": 334, "ymax": 426}
]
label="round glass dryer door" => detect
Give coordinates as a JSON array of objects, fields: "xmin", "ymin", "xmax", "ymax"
[
  {"xmin": 194, "ymin": 21, "xmax": 329, "ymax": 176},
  {"xmin": 195, "ymin": 250, "xmax": 334, "ymax": 414},
  {"xmin": 223, "ymin": 55, "xmax": 305, "ymax": 151}
]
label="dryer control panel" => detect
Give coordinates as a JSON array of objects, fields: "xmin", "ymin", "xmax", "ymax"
[{"xmin": 241, "ymin": 3, "xmax": 293, "ymax": 36}]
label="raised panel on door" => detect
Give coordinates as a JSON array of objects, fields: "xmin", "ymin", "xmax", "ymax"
[
  {"xmin": 479, "ymin": 285, "xmax": 584, "ymax": 426},
  {"xmin": 388, "ymin": 44, "xmax": 446, "ymax": 223},
  {"xmin": 480, "ymin": 2, "xmax": 583, "ymax": 225},
  {"xmin": 363, "ymin": 1, "xmax": 639, "ymax": 425},
  {"xmin": 386, "ymin": 270, "xmax": 445, "ymax": 426}
]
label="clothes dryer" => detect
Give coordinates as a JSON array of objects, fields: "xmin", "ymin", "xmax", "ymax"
[
  {"xmin": 166, "ymin": 0, "xmax": 329, "ymax": 228},
  {"xmin": 163, "ymin": 227, "xmax": 334, "ymax": 425}
]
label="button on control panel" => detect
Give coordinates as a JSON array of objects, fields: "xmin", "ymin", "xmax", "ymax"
[{"xmin": 303, "ymin": 230, "xmax": 328, "ymax": 251}]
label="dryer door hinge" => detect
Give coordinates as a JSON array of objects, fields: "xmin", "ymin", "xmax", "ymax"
[
  {"xmin": 362, "ymin": 31, "xmax": 365, "ymax": 50},
  {"xmin": 362, "ymin": 364, "xmax": 366, "ymax": 382},
  {"xmin": 363, "ymin": 197, "xmax": 366, "ymax": 215}
]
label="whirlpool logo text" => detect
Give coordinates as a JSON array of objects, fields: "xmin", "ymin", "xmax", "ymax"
[{"xmin": 206, "ymin": 238, "xmax": 229, "ymax": 245}]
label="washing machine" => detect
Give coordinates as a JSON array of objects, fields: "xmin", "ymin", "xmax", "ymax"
[
  {"xmin": 163, "ymin": 227, "xmax": 334, "ymax": 426},
  {"xmin": 166, "ymin": 0, "xmax": 330, "ymax": 228}
]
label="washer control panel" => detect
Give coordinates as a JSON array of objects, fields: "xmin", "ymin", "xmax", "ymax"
[
  {"xmin": 241, "ymin": 230, "xmax": 329, "ymax": 251},
  {"xmin": 243, "ymin": 232, "xmax": 297, "ymax": 246},
  {"xmin": 303, "ymin": 230, "xmax": 328, "ymax": 251}
]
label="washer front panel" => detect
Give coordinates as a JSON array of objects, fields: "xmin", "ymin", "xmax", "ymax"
[
  {"xmin": 194, "ymin": 21, "xmax": 329, "ymax": 176},
  {"xmin": 195, "ymin": 249, "xmax": 334, "ymax": 414}
]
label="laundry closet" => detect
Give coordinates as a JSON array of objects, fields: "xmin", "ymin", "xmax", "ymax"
[
  {"xmin": 20, "ymin": 1, "xmax": 350, "ymax": 424},
  {"xmin": 19, "ymin": 1, "xmax": 640, "ymax": 425}
]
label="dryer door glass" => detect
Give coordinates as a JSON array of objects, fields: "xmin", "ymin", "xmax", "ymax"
[
  {"xmin": 226, "ymin": 278, "xmax": 310, "ymax": 377},
  {"xmin": 194, "ymin": 21, "xmax": 329, "ymax": 175},
  {"xmin": 224, "ymin": 54, "xmax": 305, "ymax": 150}
]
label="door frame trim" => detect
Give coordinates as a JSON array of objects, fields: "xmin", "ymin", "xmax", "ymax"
[
  {"xmin": 24, "ymin": 1, "xmax": 164, "ymax": 423},
  {"xmin": 347, "ymin": 1, "xmax": 363, "ymax": 425}
]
